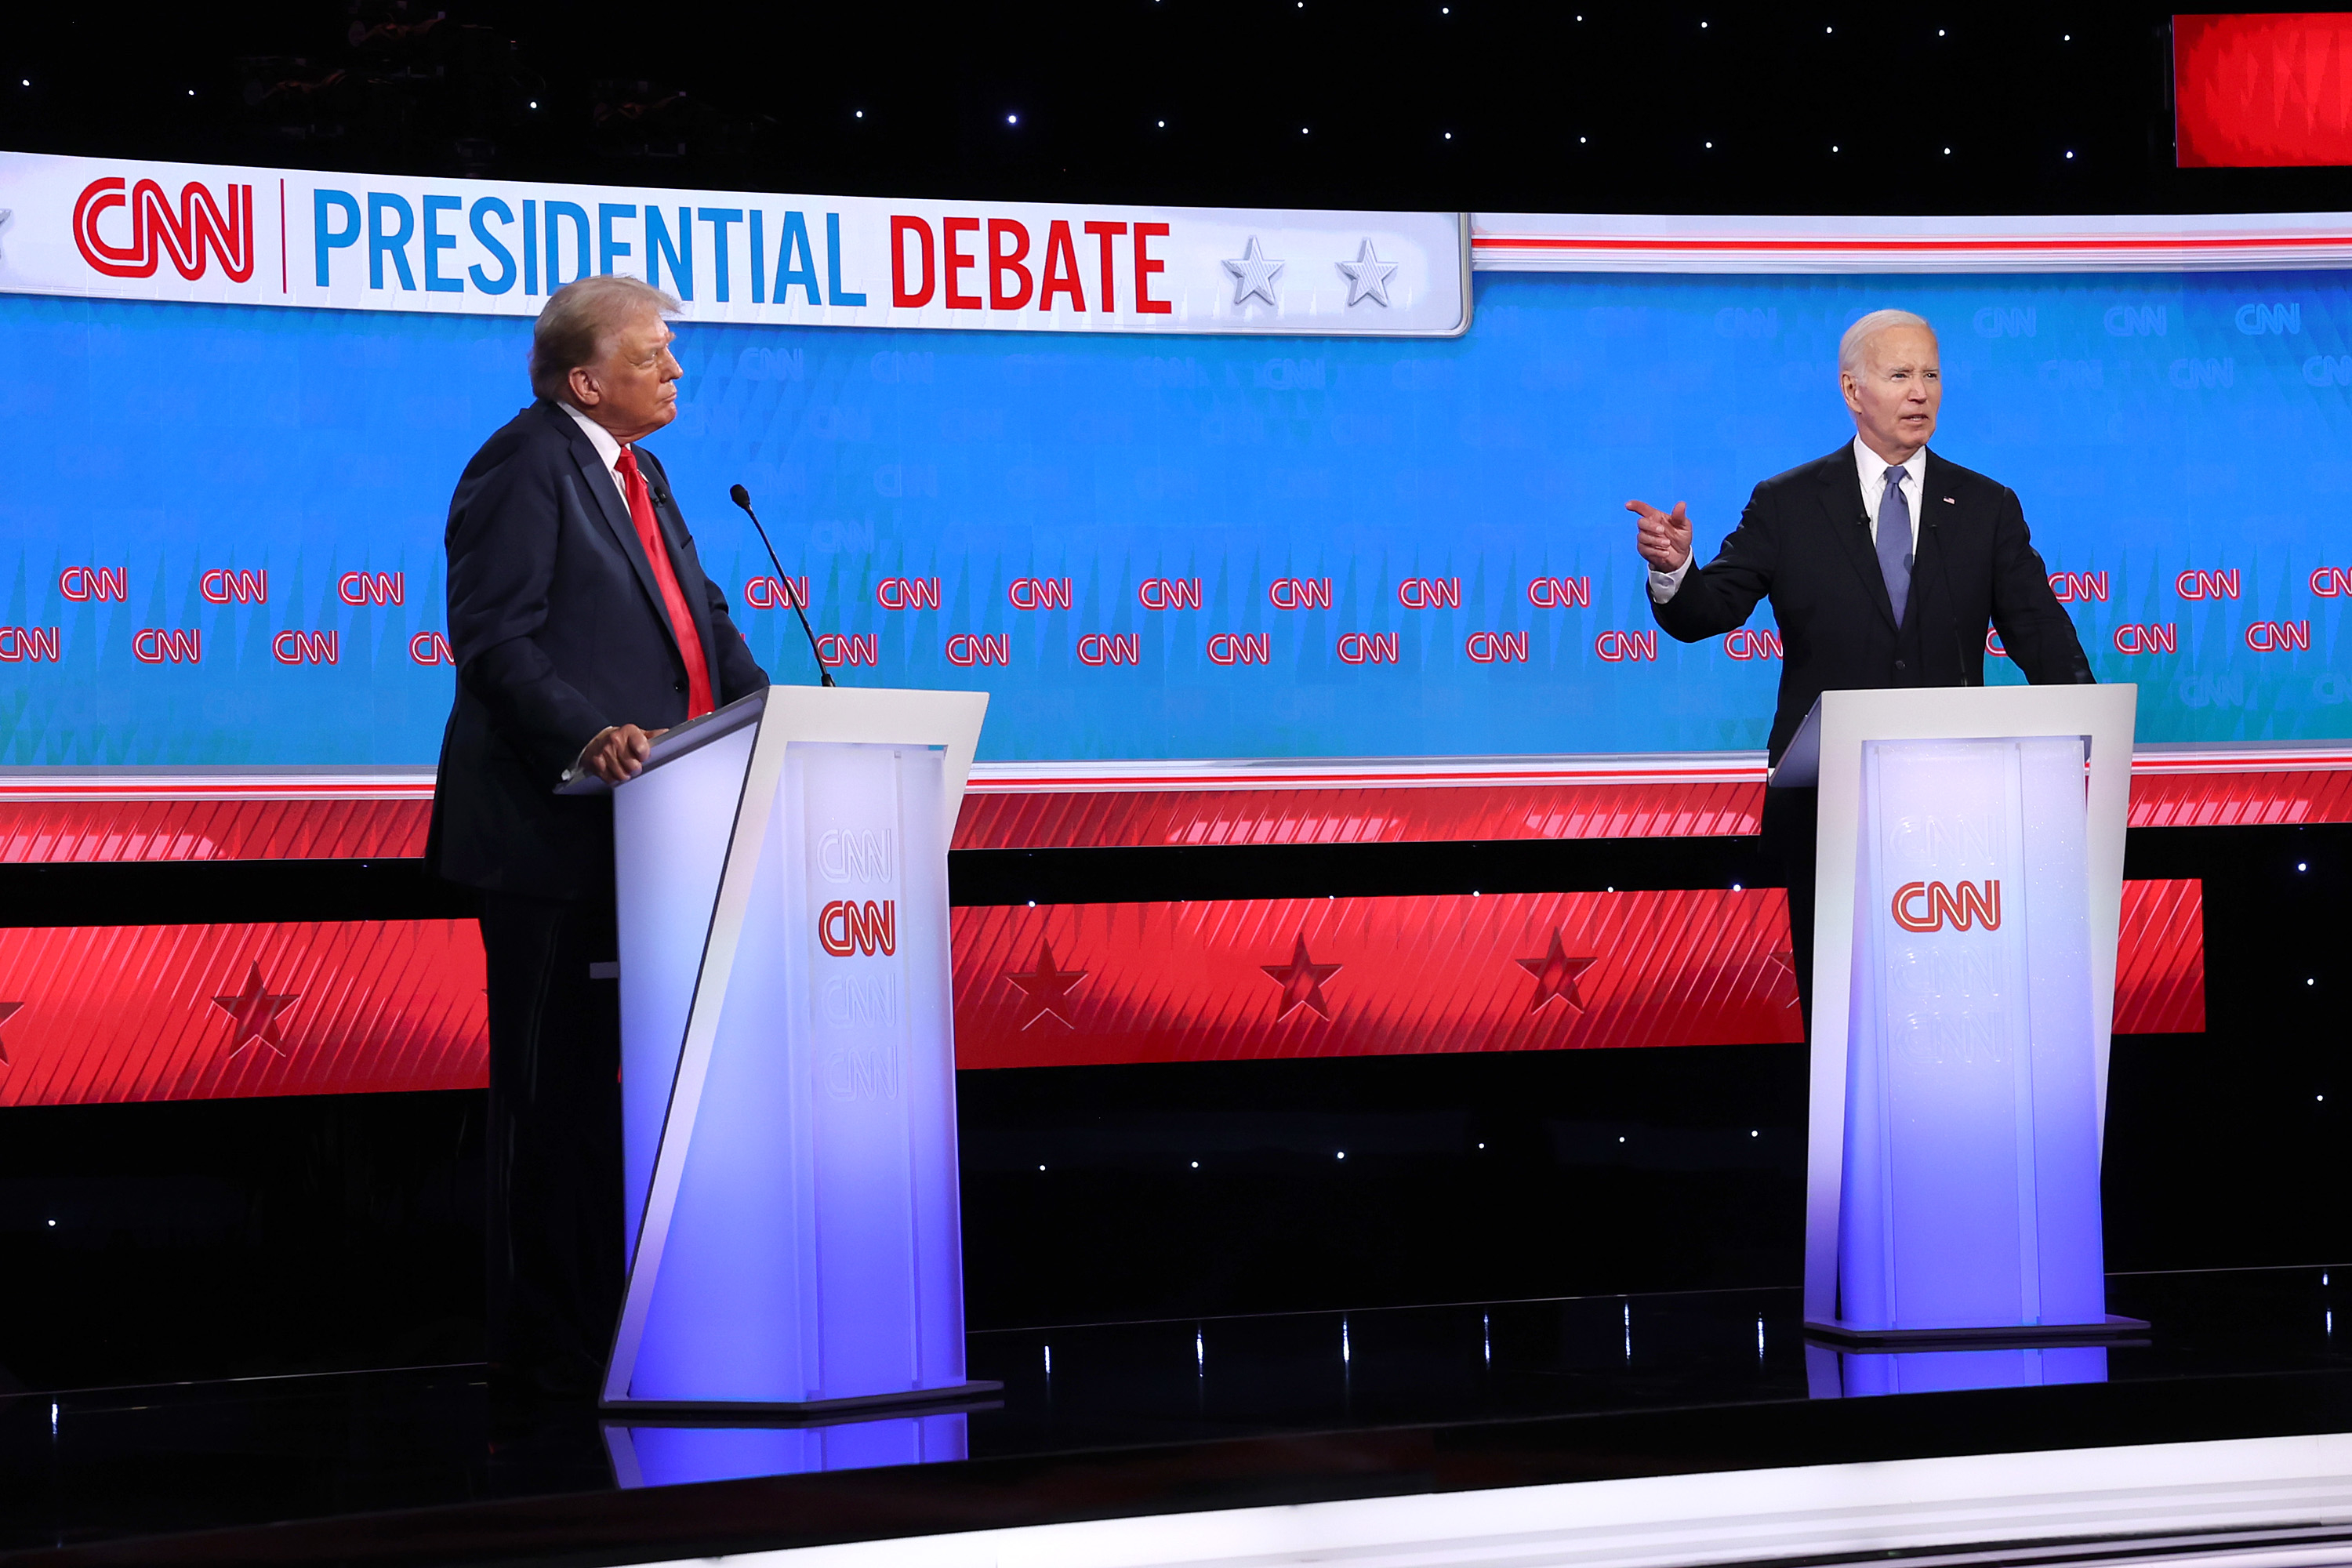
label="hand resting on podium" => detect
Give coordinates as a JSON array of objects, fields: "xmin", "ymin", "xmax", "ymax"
[{"xmin": 575, "ymin": 723, "xmax": 668, "ymax": 786}]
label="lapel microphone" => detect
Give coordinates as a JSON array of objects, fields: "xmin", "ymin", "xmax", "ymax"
[{"xmin": 731, "ymin": 484, "xmax": 837, "ymax": 688}]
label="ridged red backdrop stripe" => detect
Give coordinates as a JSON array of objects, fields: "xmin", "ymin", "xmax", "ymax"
[
  {"xmin": 957, "ymin": 890, "xmax": 1795, "ymax": 1070},
  {"xmin": 0, "ymin": 920, "xmax": 486, "ymax": 1106},
  {"xmin": 2122, "ymin": 768, "xmax": 2352, "ymax": 827},
  {"xmin": 2175, "ymin": 12, "xmax": 2352, "ymax": 168},
  {"xmin": 2, "ymin": 769, "xmax": 2346, "ymax": 862},
  {"xmin": 0, "ymin": 880, "xmax": 2204, "ymax": 1104},
  {"xmin": 0, "ymin": 800, "xmax": 430, "ymax": 862},
  {"xmin": 957, "ymin": 771, "xmax": 2352, "ymax": 849},
  {"xmin": 953, "ymin": 782, "xmax": 1769, "ymax": 849},
  {"xmin": 2116, "ymin": 878, "xmax": 2205, "ymax": 1034}
]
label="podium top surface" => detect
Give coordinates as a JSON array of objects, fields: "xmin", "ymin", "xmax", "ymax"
[
  {"xmin": 556, "ymin": 684, "xmax": 992, "ymax": 800},
  {"xmin": 1769, "ymin": 684, "xmax": 2132, "ymax": 788},
  {"xmin": 557, "ymin": 691, "xmax": 769, "ymax": 796}
]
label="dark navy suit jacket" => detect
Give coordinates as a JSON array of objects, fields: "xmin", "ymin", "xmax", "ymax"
[
  {"xmin": 1650, "ymin": 445, "xmax": 2094, "ymax": 766},
  {"xmin": 426, "ymin": 399, "xmax": 768, "ymax": 898}
]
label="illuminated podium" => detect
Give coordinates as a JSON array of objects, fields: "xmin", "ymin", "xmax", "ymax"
[
  {"xmin": 1773, "ymin": 684, "xmax": 2143, "ymax": 1347},
  {"xmin": 564, "ymin": 684, "xmax": 993, "ymax": 1414}
]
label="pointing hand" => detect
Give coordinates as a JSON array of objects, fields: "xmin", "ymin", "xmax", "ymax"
[{"xmin": 1627, "ymin": 499, "xmax": 1693, "ymax": 572}]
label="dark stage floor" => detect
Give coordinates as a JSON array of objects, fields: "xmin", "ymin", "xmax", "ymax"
[{"xmin": 2, "ymin": 1265, "xmax": 2347, "ymax": 1566}]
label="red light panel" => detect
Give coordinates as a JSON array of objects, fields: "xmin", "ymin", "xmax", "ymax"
[{"xmin": 2176, "ymin": 13, "xmax": 2352, "ymax": 167}]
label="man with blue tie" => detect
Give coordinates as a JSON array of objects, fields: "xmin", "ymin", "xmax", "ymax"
[{"xmin": 1625, "ymin": 309, "xmax": 2092, "ymax": 1025}]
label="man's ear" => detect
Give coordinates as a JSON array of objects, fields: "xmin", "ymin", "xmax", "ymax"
[{"xmin": 567, "ymin": 365, "xmax": 601, "ymax": 407}]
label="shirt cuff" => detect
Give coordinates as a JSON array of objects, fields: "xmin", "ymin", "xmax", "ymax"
[
  {"xmin": 1647, "ymin": 556, "xmax": 1693, "ymax": 603},
  {"xmin": 564, "ymin": 727, "xmax": 612, "ymax": 785}
]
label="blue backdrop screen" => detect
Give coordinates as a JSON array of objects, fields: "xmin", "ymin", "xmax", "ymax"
[{"xmin": 2, "ymin": 269, "xmax": 2345, "ymax": 764}]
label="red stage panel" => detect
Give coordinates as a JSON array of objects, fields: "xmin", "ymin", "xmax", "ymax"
[
  {"xmin": 954, "ymin": 782, "xmax": 1768, "ymax": 850},
  {"xmin": 955, "ymin": 767, "xmax": 2352, "ymax": 850},
  {"xmin": 0, "ymin": 758, "xmax": 2344, "ymax": 861},
  {"xmin": 0, "ymin": 880, "xmax": 2203, "ymax": 1105},
  {"xmin": 953, "ymin": 889, "xmax": 1808, "ymax": 1069},
  {"xmin": 0, "ymin": 799, "xmax": 430, "ymax": 862},
  {"xmin": 2125, "ymin": 767, "xmax": 2352, "ymax": 827},
  {"xmin": 2115, "ymin": 878, "xmax": 2206, "ymax": 1036},
  {"xmin": 2175, "ymin": 12, "xmax": 2352, "ymax": 167},
  {"xmin": 0, "ymin": 921, "xmax": 488, "ymax": 1107}
]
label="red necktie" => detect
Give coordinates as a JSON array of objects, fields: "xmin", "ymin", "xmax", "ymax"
[{"xmin": 615, "ymin": 446, "xmax": 715, "ymax": 718}]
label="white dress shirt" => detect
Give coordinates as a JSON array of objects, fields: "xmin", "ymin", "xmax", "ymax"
[
  {"xmin": 561, "ymin": 401, "xmax": 636, "ymax": 508},
  {"xmin": 1648, "ymin": 436, "xmax": 1927, "ymax": 603}
]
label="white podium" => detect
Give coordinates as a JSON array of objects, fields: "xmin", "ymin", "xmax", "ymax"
[
  {"xmin": 1773, "ymin": 684, "xmax": 2143, "ymax": 1345},
  {"xmin": 562, "ymin": 684, "xmax": 993, "ymax": 1413}
]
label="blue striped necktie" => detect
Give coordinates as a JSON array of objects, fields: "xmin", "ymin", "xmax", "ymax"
[{"xmin": 1878, "ymin": 465, "xmax": 1912, "ymax": 624}]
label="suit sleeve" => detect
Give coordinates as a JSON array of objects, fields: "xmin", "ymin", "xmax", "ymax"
[
  {"xmin": 445, "ymin": 446, "xmax": 611, "ymax": 779},
  {"xmin": 1986, "ymin": 485, "xmax": 2094, "ymax": 685},
  {"xmin": 1651, "ymin": 483, "xmax": 1779, "ymax": 642}
]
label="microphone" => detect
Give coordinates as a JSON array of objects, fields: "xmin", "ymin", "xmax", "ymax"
[
  {"xmin": 731, "ymin": 483, "xmax": 837, "ymax": 688},
  {"xmin": 1927, "ymin": 517, "xmax": 1973, "ymax": 687}
]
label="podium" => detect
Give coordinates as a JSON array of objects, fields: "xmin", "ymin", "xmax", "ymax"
[
  {"xmin": 562, "ymin": 684, "xmax": 994, "ymax": 1414},
  {"xmin": 1773, "ymin": 684, "xmax": 2143, "ymax": 1346}
]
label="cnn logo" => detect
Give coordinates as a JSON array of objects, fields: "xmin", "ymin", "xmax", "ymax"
[
  {"xmin": 818, "ymin": 899, "xmax": 897, "ymax": 957},
  {"xmin": 1892, "ymin": 880, "xmax": 2002, "ymax": 934}
]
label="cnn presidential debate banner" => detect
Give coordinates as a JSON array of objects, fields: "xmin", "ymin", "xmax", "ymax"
[{"xmin": 0, "ymin": 150, "xmax": 2349, "ymax": 768}]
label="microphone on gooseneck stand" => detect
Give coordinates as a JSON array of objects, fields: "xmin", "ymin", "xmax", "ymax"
[{"xmin": 731, "ymin": 483, "xmax": 837, "ymax": 688}]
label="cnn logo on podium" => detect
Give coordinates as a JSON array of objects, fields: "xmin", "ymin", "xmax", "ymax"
[{"xmin": 1891, "ymin": 880, "xmax": 2002, "ymax": 934}]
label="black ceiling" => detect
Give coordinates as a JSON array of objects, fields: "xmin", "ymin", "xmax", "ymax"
[{"xmin": 5, "ymin": 2, "xmax": 2349, "ymax": 216}]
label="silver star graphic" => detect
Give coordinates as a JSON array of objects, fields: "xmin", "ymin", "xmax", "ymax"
[
  {"xmin": 1336, "ymin": 239, "xmax": 1397, "ymax": 307},
  {"xmin": 1221, "ymin": 236, "xmax": 1285, "ymax": 308}
]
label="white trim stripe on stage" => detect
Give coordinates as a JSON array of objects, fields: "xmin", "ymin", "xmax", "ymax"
[
  {"xmin": 627, "ymin": 1431, "xmax": 2352, "ymax": 1568},
  {"xmin": 1470, "ymin": 212, "xmax": 2352, "ymax": 273}
]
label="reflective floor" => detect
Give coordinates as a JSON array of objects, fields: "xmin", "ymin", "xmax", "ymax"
[{"xmin": 1, "ymin": 1266, "xmax": 2346, "ymax": 1558}]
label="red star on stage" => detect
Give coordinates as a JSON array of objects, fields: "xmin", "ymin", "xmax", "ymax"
[
  {"xmin": 1516, "ymin": 930, "xmax": 1599, "ymax": 1014},
  {"xmin": 1005, "ymin": 938, "xmax": 1088, "ymax": 1029},
  {"xmin": 211, "ymin": 963, "xmax": 299, "ymax": 1056},
  {"xmin": 1769, "ymin": 948, "xmax": 1802, "ymax": 1007},
  {"xmin": 1261, "ymin": 933, "xmax": 1341, "ymax": 1022},
  {"xmin": 0, "ymin": 1001, "xmax": 20, "ymax": 1065}
]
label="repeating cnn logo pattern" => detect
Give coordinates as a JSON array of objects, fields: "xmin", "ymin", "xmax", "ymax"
[
  {"xmin": 1892, "ymin": 879, "xmax": 2002, "ymax": 934},
  {"xmin": 73, "ymin": 177, "xmax": 255, "ymax": 281}
]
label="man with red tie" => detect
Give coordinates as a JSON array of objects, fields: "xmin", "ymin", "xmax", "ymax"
[{"xmin": 427, "ymin": 274, "xmax": 768, "ymax": 1403}]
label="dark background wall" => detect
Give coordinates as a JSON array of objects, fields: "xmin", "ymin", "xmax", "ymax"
[
  {"xmin": 4, "ymin": 2, "xmax": 2350, "ymax": 217},
  {"xmin": 0, "ymin": 1, "xmax": 2346, "ymax": 1395}
]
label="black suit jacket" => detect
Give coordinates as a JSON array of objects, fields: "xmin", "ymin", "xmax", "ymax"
[
  {"xmin": 426, "ymin": 400, "xmax": 769, "ymax": 898},
  {"xmin": 1651, "ymin": 445, "xmax": 2092, "ymax": 765}
]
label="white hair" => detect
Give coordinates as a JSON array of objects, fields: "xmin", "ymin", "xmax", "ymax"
[{"xmin": 1839, "ymin": 309, "xmax": 1935, "ymax": 379}]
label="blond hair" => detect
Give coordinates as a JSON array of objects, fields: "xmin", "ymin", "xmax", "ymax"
[{"xmin": 528, "ymin": 274, "xmax": 681, "ymax": 401}]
